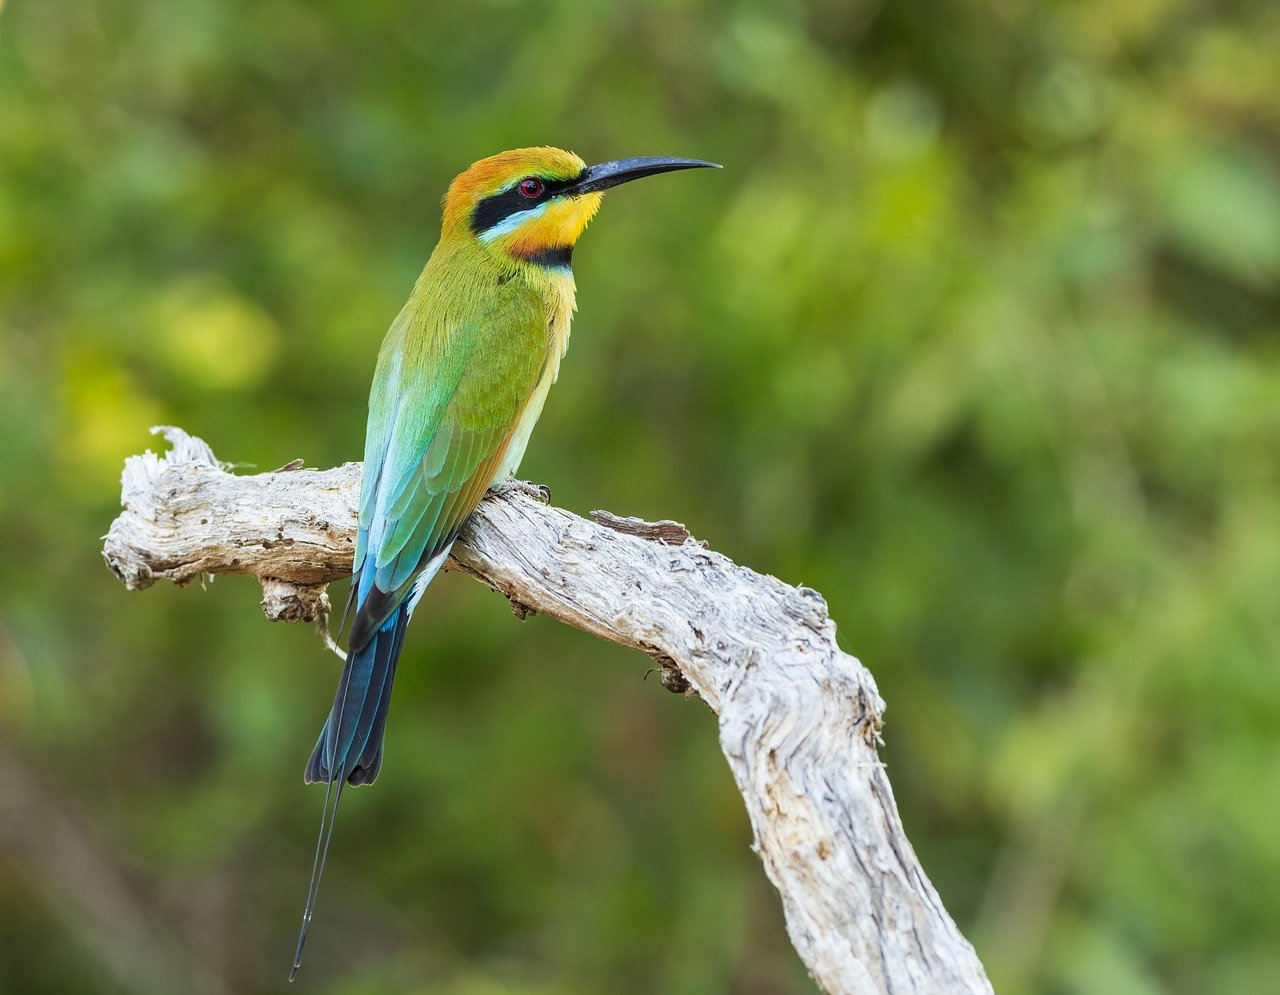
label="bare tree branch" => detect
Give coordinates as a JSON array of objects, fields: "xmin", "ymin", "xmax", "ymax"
[{"xmin": 103, "ymin": 426, "xmax": 993, "ymax": 995}]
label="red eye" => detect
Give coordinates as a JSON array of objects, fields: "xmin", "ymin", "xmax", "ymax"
[{"xmin": 518, "ymin": 177, "xmax": 544, "ymax": 199}]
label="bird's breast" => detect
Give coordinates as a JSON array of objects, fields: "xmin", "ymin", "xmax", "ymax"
[
  {"xmin": 495, "ymin": 274, "xmax": 576, "ymax": 481},
  {"xmin": 544, "ymin": 275, "xmax": 575, "ymax": 382}
]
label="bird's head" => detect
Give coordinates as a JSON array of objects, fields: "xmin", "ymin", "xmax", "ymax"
[{"xmin": 441, "ymin": 146, "xmax": 718, "ymax": 270}]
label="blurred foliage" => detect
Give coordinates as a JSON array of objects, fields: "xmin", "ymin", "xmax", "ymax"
[{"xmin": 2, "ymin": 0, "xmax": 1279, "ymax": 992}]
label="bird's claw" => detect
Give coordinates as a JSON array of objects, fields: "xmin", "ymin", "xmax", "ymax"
[{"xmin": 492, "ymin": 477, "xmax": 551, "ymax": 504}]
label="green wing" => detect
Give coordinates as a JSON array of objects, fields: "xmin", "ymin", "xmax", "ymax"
[{"xmin": 348, "ymin": 285, "xmax": 547, "ymax": 650}]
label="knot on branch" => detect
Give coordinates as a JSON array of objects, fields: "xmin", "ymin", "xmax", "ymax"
[
  {"xmin": 260, "ymin": 578, "xmax": 332, "ymax": 623},
  {"xmin": 645, "ymin": 652, "xmax": 695, "ymax": 697},
  {"xmin": 590, "ymin": 509, "xmax": 704, "ymax": 546}
]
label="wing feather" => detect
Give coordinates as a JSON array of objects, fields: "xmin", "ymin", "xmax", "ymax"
[{"xmin": 348, "ymin": 286, "xmax": 548, "ymax": 651}]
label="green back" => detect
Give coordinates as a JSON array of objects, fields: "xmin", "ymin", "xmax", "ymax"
[{"xmin": 350, "ymin": 248, "xmax": 552, "ymax": 644}]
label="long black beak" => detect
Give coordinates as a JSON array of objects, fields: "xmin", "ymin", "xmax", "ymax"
[{"xmin": 568, "ymin": 156, "xmax": 720, "ymax": 195}]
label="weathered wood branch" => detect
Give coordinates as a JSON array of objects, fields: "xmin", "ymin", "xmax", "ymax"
[{"xmin": 103, "ymin": 427, "xmax": 992, "ymax": 995}]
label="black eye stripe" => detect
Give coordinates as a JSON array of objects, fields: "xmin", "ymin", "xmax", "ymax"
[{"xmin": 469, "ymin": 172, "xmax": 583, "ymax": 236}]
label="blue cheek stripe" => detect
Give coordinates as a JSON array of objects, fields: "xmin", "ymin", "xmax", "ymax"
[{"xmin": 479, "ymin": 202, "xmax": 549, "ymax": 242}]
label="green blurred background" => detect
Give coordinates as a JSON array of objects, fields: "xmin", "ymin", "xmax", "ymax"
[{"xmin": 2, "ymin": 0, "xmax": 1279, "ymax": 992}]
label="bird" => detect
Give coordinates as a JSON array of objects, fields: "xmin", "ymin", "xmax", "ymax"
[{"xmin": 291, "ymin": 146, "xmax": 719, "ymax": 978}]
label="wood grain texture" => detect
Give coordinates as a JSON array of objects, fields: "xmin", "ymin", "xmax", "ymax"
[{"xmin": 104, "ymin": 427, "xmax": 993, "ymax": 995}]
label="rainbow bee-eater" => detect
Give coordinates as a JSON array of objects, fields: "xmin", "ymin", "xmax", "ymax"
[{"xmin": 291, "ymin": 147, "xmax": 718, "ymax": 977}]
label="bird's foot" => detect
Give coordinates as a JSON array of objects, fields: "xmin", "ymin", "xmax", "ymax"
[{"xmin": 492, "ymin": 477, "xmax": 551, "ymax": 504}]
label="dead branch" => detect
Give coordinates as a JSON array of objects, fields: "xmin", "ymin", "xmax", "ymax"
[{"xmin": 103, "ymin": 426, "xmax": 992, "ymax": 995}]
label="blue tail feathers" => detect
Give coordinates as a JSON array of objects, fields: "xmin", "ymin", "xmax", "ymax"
[
  {"xmin": 291, "ymin": 603, "xmax": 410, "ymax": 979},
  {"xmin": 304, "ymin": 604, "xmax": 410, "ymax": 787}
]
